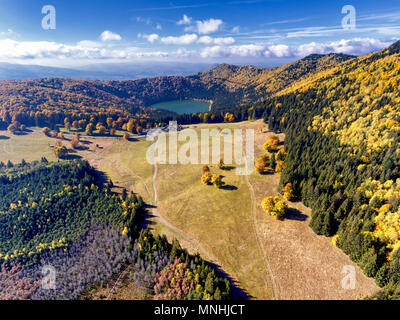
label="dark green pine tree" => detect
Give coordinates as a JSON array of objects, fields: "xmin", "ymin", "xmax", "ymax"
[{"xmin": 270, "ymin": 153, "xmax": 276, "ymax": 171}]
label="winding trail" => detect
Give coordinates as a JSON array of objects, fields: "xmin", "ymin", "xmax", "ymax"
[
  {"xmin": 106, "ymin": 265, "xmax": 133, "ymax": 300},
  {"xmin": 245, "ymin": 173, "xmax": 278, "ymax": 300},
  {"xmin": 150, "ymin": 160, "xmax": 216, "ymax": 264}
]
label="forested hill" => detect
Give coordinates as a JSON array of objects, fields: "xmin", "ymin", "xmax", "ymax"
[
  {"xmin": 196, "ymin": 53, "xmax": 354, "ymax": 101},
  {"xmin": 0, "ymin": 53, "xmax": 353, "ymax": 128},
  {"xmin": 241, "ymin": 40, "xmax": 400, "ymax": 299}
]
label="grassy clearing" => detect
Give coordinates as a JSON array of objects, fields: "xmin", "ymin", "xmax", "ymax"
[
  {"xmin": 0, "ymin": 131, "xmax": 57, "ymax": 163},
  {"xmin": 88, "ymin": 138, "xmax": 155, "ymax": 203},
  {"xmin": 152, "ymin": 122, "xmax": 275, "ymax": 299},
  {"xmin": 0, "ymin": 121, "xmax": 379, "ymax": 300},
  {"xmin": 247, "ymin": 121, "xmax": 379, "ymax": 300}
]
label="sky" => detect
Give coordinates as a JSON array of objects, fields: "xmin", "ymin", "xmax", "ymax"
[{"xmin": 0, "ymin": 0, "xmax": 399, "ymax": 67}]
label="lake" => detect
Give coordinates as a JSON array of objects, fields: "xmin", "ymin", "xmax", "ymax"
[{"xmin": 151, "ymin": 100, "xmax": 210, "ymax": 114}]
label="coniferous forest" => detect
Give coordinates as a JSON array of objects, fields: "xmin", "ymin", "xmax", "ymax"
[
  {"xmin": 226, "ymin": 41, "xmax": 400, "ymax": 299},
  {"xmin": 0, "ymin": 159, "xmax": 231, "ymax": 300}
]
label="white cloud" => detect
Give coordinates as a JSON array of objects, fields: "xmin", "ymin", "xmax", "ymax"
[
  {"xmin": 198, "ymin": 36, "xmax": 235, "ymax": 45},
  {"xmin": 161, "ymin": 34, "xmax": 198, "ymax": 45},
  {"xmin": 177, "ymin": 14, "xmax": 192, "ymax": 25},
  {"xmin": 77, "ymin": 40, "xmax": 102, "ymax": 48},
  {"xmin": 0, "ymin": 29, "xmax": 16, "ymax": 37},
  {"xmin": 200, "ymin": 44, "xmax": 266, "ymax": 58},
  {"xmin": 136, "ymin": 17, "xmax": 151, "ymax": 25},
  {"xmin": 199, "ymin": 38, "xmax": 393, "ymax": 60},
  {"xmin": 0, "ymin": 37, "xmax": 394, "ymax": 66},
  {"xmin": 148, "ymin": 34, "xmax": 235, "ymax": 46},
  {"xmin": 194, "ymin": 18, "xmax": 223, "ymax": 34},
  {"xmin": 231, "ymin": 26, "xmax": 240, "ymax": 33},
  {"xmin": 100, "ymin": 30, "xmax": 122, "ymax": 42},
  {"xmin": 141, "ymin": 33, "xmax": 160, "ymax": 43},
  {"xmin": 268, "ymin": 44, "xmax": 290, "ymax": 57},
  {"xmin": 296, "ymin": 38, "xmax": 392, "ymax": 56},
  {"xmin": 181, "ymin": 17, "xmax": 224, "ymax": 34}
]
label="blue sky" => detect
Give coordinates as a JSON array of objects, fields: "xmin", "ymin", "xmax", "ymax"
[{"xmin": 0, "ymin": 0, "xmax": 399, "ymax": 67}]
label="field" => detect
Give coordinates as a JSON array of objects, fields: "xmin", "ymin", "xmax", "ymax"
[{"xmin": 0, "ymin": 122, "xmax": 379, "ymax": 299}]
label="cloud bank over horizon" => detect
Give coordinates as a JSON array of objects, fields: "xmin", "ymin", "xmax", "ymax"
[
  {"xmin": 0, "ymin": 36, "xmax": 394, "ymax": 67},
  {"xmin": 0, "ymin": 2, "xmax": 399, "ymax": 68}
]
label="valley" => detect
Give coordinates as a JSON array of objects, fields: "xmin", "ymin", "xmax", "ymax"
[
  {"xmin": 2, "ymin": 41, "xmax": 400, "ymax": 300},
  {"xmin": 0, "ymin": 121, "xmax": 379, "ymax": 299}
]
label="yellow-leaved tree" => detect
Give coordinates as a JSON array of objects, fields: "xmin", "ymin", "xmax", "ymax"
[{"xmin": 261, "ymin": 196, "xmax": 288, "ymax": 219}]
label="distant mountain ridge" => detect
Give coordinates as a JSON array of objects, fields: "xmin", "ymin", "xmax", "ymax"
[
  {"xmin": 0, "ymin": 62, "xmax": 216, "ymax": 81},
  {"xmin": 0, "ymin": 51, "xmax": 358, "ymax": 122}
]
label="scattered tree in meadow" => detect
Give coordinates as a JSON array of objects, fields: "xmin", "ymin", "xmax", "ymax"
[
  {"xmin": 53, "ymin": 141, "xmax": 68, "ymax": 159},
  {"xmin": 70, "ymin": 134, "xmax": 80, "ymax": 149},
  {"xmin": 263, "ymin": 135, "xmax": 279, "ymax": 152},
  {"xmin": 78, "ymin": 120, "xmax": 87, "ymax": 130},
  {"xmin": 201, "ymin": 172, "xmax": 212, "ymax": 185},
  {"xmin": 275, "ymin": 160, "xmax": 285, "ymax": 173},
  {"xmin": 98, "ymin": 125, "xmax": 107, "ymax": 135},
  {"xmin": 254, "ymin": 158, "xmax": 268, "ymax": 174},
  {"xmin": 211, "ymin": 174, "xmax": 224, "ymax": 188},
  {"xmin": 41, "ymin": 127, "xmax": 51, "ymax": 136},
  {"xmin": 85, "ymin": 123, "xmax": 94, "ymax": 136},
  {"xmin": 261, "ymin": 196, "xmax": 288, "ymax": 219},
  {"xmin": 7, "ymin": 124, "xmax": 17, "ymax": 135},
  {"xmin": 72, "ymin": 120, "xmax": 79, "ymax": 130},
  {"xmin": 217, "ymin": 158, "xmax": 225, "ymax": 170},
  {"xmin": 254, "ymin": 153, "xmax": 270, "ymax": 174},
  {"xmin": 127, "ymin": 120, "xmax": 135, "ymax": 133},
  {"xmin": 110, "ymin": 128, "xmax": 116, "ymax": 136},
  {"xmin": 123, "ymin": 132, "xmax": 130, "ymax": 141},
  {"xmin": 106, "ymin": 117, "xmax": 113, "ymax": 129},
  {"xmin": 136, "ymin": 126, "xmax": 143, "ymax": 134},
  {"xmin": 202, "ymin": 165, "xmax": 210, "ymax": 173},
  {"xmin": 282, "ymin": 183, "xmax": 294, "ymax": 201}
]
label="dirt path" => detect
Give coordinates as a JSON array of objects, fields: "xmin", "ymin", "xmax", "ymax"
[
  {"xmin": 150, "ymin": 161, "xmax": 216, "ymax": 263},
  {"xmin": 245, "ymin": 173, "xmax": 278, "ymax": 299},
  {"xmin": 247, "ymin": 122, "xmax": 379, "ymax": 299}
]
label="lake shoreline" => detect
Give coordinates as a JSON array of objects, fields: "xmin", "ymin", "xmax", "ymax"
[{"xmin": 151, "ymin": 99, "xmax": 213, "ymax": 114}]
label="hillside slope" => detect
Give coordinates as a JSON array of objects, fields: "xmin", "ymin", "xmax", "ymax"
[
  {"xmin": 243, "ymin": 40, "xmax": 400, "ymax": 299},
  {"xmin": 0, "ymin": 53, "xmax": 353, "ymax": 129}
]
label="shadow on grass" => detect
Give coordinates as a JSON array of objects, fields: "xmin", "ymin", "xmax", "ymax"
[
  {"xmin": 75, "ymin": 145, "xmax": 89, "ymax": 151},
  {"xmin": 80, "ymin": 140, "xmax": 93, "ymax": 145},
  {"xmin": 0, "ymin": 136, "xmax": 10, "ymax": 140},
  {"xmin": 220, "ymin": 185, "xmax": 238, "ymax": 191},
  {"xmin": 141, "ymin": 203, "xmax": 251, "ymax": 300},
  {"xmin": 257, "ymin": 170, "xmax": 274, "ymax": 176},
  {"xmin": 285, "ymin": 208, "xmax": 308, "ymax": 221},
  {"xmin": 142, "ymin": 209, "xmax": 157, "ymax": 230},
  {"xmin": 221, "ymin": 166, "xmax": 236, "ymax": 171},
  {"xmin": 94, "ymin": 169, "xmax": 109, "ymax": 186},
  {"xmin": 63, "ymin": 154, "xmax": 82, "ymax": 160},
  {"xmin": 207, "ymin": 261, "xmax": 252, "ymax": 300}
]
